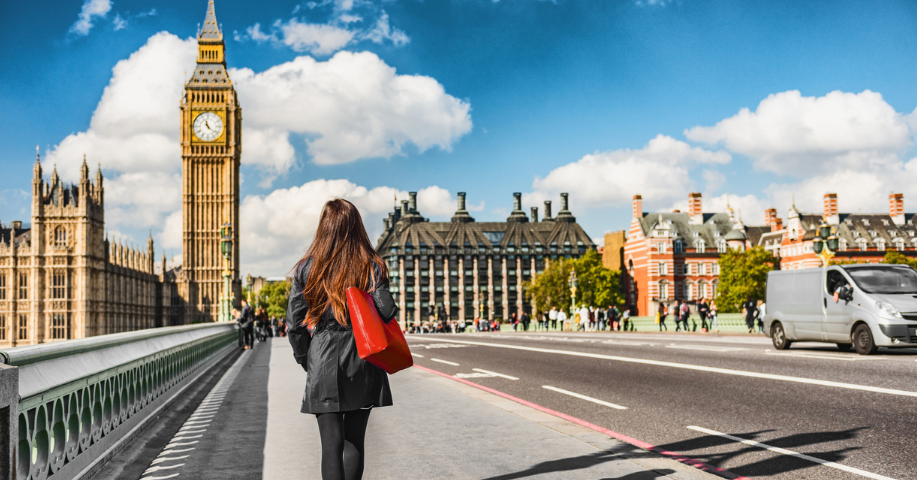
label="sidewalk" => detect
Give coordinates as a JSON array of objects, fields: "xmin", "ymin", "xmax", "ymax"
[{"xmin": 264, "ymin": 341, "xmax": 721, "ymax": 480}]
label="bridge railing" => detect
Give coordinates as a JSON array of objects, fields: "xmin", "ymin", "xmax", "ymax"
[{"xmin": 0, "ymin": 323, "xmax": 238, "ymax": 480}]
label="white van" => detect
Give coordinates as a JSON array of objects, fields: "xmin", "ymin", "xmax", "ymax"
[{"xmin": 764, "ymin": 264, "xmax": 917, "ymax": 355}]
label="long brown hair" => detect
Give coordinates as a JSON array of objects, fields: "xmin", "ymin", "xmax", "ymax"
[{"xmin": 295, "ymin": 198, "xmax": 387, "ymax": 327}]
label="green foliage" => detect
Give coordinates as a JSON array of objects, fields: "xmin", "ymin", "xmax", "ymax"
[
  {"xmin": 830, "ymin": 258, "xmax": 862, "ymax": 265},
  {"xmin": 524, "ymin": 250, "xmax": 623, "ymax": 314},
  {"xmin": 255, "ymin": 281, "xmax": 291, "ymax": 319},
  {"xmin": 883, "ymin": 251, "xmax": 917, "ymax": 269},
  {"xmin": 714, "ymin": 246, "xmax": 777, "ymax": 313}
]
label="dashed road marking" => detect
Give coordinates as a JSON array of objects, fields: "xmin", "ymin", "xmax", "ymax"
[
  {"xmin": 412, "ymin": 353, "xmax": 424, "ymax": 357},
  {"xmin": 765, "ymin": 352, "xmax": 885, "ymax": 361},
  {"xmin": 412, "ymin": 337, "xmax": 917, "ymax": 398},
  {"xmin": 431, "ymin": 358, "xmax": 460, "ymax": 366},
  {"xmin": 666, "ymin": 344, "xmax": 748, "ymax": 352},
  {"xmin": 542, "ymin": 385, "xmax": 627, "ymax": 410},
  {"xmin": 687, "ymin": 425, "xmax": 899, "ymax": 480},
  {"xmin": 472, "ymin": 368, "xmax": 518, "ymax": 380}
]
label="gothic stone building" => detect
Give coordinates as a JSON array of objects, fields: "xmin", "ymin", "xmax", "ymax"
[
  {"xmin": 0, "ymin": 155, "xmax": 176, "ymax": 347},
  {"xmin": 375, "ymin": 192, "xmax": 595, "ymax": 327},
  {"xmin": 176, "ymin": 0, "xmax": 243, "ymax": 323}
]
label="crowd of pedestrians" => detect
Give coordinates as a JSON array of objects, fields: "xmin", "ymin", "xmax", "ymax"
[{"xmin": 233, "ymin": 298, "xmax": 288, "ymax": 350}]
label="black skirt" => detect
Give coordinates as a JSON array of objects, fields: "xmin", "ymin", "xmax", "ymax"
[{"xmin": 301, "ymin": 323, "xmax": 393, "ymax": 414}]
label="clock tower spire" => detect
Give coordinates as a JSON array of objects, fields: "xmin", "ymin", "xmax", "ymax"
[{"xmin": 179, "ymin": 0, "xmax": 242, "ymax": 323}]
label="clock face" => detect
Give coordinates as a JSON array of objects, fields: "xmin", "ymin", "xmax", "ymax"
[{"xmin": 193, "ymin": 112, "xmax": 224, "ymax": 141}]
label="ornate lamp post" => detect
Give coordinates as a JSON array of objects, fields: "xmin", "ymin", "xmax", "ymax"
[
  {"xmin": 568, "ymin": 268, "xmax": 578, "ymax": 315},
  {"xmin": 812, "ymin": 222, "xmax": 839, "ymax": 267},
  {"xmin": 220, "ymin": 222, "xmax": 234, "ymax": 322}
]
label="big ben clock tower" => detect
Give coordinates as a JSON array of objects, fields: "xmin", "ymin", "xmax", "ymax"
[{"xmin": 180, "ymin": 0, "xmax": 241, "ymax": 323}]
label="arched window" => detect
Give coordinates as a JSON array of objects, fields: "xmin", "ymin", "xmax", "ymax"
[
  {"xmin": 54, "ymin": 227, "xmax": 66, "ymax": 247},
  {"xmin": 658, "ymin": 280, "xmax": 669, "ymax": 300}
]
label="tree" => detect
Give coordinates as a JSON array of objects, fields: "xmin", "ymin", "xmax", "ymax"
[
  {"xmin": 714, "ymin": 246, "xmax": 777, "ymax": 313},
  {"xmin": 255, "ymin": 280, "xmax": 291, "ymax": 319},
  {"xmin": 524, "ymin": 250, "xmax": 623, "ymax": 314},
  {"xmin": 883, "ymin": 250, "xmax": 917, "ymax": 269}
]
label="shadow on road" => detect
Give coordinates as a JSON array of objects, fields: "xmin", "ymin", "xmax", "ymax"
[
  {"xmin": 479, "ymin": 446, "xmax": 676, "ymax": 480},
  {"xmin": 656, "ymin": 427, "xmax": 866, "ymax": 477}
]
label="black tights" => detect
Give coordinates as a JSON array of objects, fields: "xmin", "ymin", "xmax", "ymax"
[{"xmin": 316, "ymin": 409, "xmax": 372, "ymax": 480}]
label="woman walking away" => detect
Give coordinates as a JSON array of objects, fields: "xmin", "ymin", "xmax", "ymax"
[
  {"xmin": 286, "ymin": 199, "xmax": 399, "ymax": 480},
  {"xmin": 710, "ymin": 300, "xmax": 719, "ymax": 333},
  {"xmin": 658, "ymin": 302, "xmax": 668, "ymax": 331}
]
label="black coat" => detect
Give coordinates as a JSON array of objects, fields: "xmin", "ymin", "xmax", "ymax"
[{"xmin": 286, "ymin": 259, "xmax": 399, "ymax": 414}]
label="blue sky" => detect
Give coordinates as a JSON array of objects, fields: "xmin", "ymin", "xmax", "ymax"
[{"xmin": 3, "ymin": 0, "xmax": 917, "ymax": 274}]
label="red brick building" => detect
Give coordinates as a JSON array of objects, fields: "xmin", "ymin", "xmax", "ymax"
[
  {"xmin": 621, "ymin": 193, "xmax": 768, "ymax": 316},
  {"xmin": 770, "ymin": 193, "xmax": 917, "ymax": 269}
]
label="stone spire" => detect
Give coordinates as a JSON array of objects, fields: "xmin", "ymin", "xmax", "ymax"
[
  {"xmin": 199, "ymin": 0, "xmax": 223, "ymax": 40},
  {"xmin": 33, "ymin": 146, "xmax": 42, "ymax": 179},
  {"xmin": 80, "ymin": 154, "xmax": 90, "ymax": 183}
]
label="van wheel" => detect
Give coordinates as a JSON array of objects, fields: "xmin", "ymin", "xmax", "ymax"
[
  {"xmin": 771, "ymin": 322, "xmax": 791, "ymax": 350},
  {"xmin": 853, "ymin": 324, "xmax": 878, "ymax": 355},
  {"xmin": 836, "ymin": 343, "xmax": 852, "ymax": 352}
]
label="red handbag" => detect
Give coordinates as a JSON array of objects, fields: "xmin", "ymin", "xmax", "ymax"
[{"xmin": 346, "ymin": 285, "xmax": 413, "ymax": 374}]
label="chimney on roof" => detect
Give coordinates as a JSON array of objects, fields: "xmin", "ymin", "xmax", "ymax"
[
  {"xmin": 688, "ymin": 192, "xmax": 703, "ymax": 225},
  {"xmin": 531, "ymin": 207, "xmax": 539, "ymax": 222},
  {"xmin": 507, "ymin": 192, "xmax": 529, "ymax": 222},
  {"xmin": 543, "ymin": 200, "xmax": 553, "ymax": 221},
  {"xmin": 451, "ymin": 191, "xmax": 474, "ymax": 223},
  {"xmin": 401, "ymin": 200, "xmax": 409, "ymax": 218},
  {"xmin": 890, "ymin": 193, "xmax": 905, "ymax": 226},
  {"xmin": 824, "ymin": 193, "xmax": 839, "ymax": 225},
  {"xmin": 383, "ymin": 217, "xmax": 390, "ymax": 230},
  {"xmin": 409, "ymin": 191, "xmax": 418, "ymax": 212},
  {"xmin": 632, "ymin": 195, "xmax": 643, "ymax": 219},
  {"xmin": 764, "ymin": 208, "xmax": 781, "ymax": 232}
]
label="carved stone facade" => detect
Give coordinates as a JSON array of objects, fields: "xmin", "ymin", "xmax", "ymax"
[
  {"xmin": 0, "ymin": 154, "xmax": 177, "ymax": 347},
  {"xmin": 178, "ymin": 0, "xmax": 242, "ymax": 323}
]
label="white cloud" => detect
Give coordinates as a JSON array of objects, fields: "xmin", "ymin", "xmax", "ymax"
[
  {"xmin": 702, "ymin": 169, "xmax": 726, "ymax": 193},
  {"xmin": 236, "ymin": 0, "xmax": 408, "ymax": 55},
  {"xmin": 112, "ymin": 14, "xmax": 127, "ymax": 31},
  {"xmin": 685, "ymin": 90, "xmax": 913, "ymax": 176},
  {"xmin": 531, "ymin": 134, "xmax": 730, "ymax": 209},
  {"xmin": 70, "ymin": 0, "xmax": 112, "ymax": 36},
  {"xmin": 240, "ymin": 180, "xmax": 461, "ymax": 274},
  {"xmin": 232, "ymin": 51, "xmax": 472, "ymax": 165},
  {"xmin": 241, "ymin": 127, "xmax": 296, "ymax": 188}
]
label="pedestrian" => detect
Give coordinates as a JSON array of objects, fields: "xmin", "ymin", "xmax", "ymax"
[
  {"xmin": 658, "ymin": 301, "xmax": 668, "ymax": 331},
  {"xmin": 757, "ymin": 300, "xmax": 766, "ymax": 333},
  {"xmin": 681, "ymin": 301, "xmax": 692, "ymax": 332},
  {"xmin": 521, "ymin": 311, "xmax": 530, "ymax": 332},
  {"xmin": 239, "ymin": 299, "xmax": 255, "ymax": 349},
  {"xmin": 579, "ymin": 305, "xmax": 590, "ymax": 331},
  {"xmin": 607, "ymin": 305, "xmax": 618, "ymax": 331},
  {"xmin": 588, "ymin": 306, "xmax": 596, "ymax": 331},
  {"xmin": 697, "ymin": 298, "xmax": 709, "ymax": 332},
  {"xmin": 596, "ymin": 307, "xmax": 606, "ymax": 331},
  {"xmin": 286, "ymin": 198, "xmax": 398, "ymax": 480},
  {"xmin": 549, "ymin": 306, "xmax": 558, "ymax": 330},
  {"xmin": 511, "ymin": 312, "xmax": 518, "ymax": 331},
  {"xmin": 622, "ymin": 305, "xmax": 632, "ymax": 331},
  {"xmin": 257, "ymin": 308, "xmax": 269, "ymax": 342},
  {"xmin": 674, "ymin": 300, "xmax": 685, "ymax": 332},
  {"xmin": 557, "ymin": 308, "xmax": 567, "ymax": 331},
  {"xmin": 710, "ymin": 300, "xmax": 719, "ymax": 332},
  {"xmin": 742, "ymin": 296, "xmax": 757, "ymax": 333}
]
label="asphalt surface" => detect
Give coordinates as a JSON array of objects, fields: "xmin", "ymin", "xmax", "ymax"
[{"xmin": 406, "ymin": 331, "xmax": 917, "ymax": 480}]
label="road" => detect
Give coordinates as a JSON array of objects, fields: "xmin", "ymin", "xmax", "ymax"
[{"xmin": 406, "ymin": 331, "xmax": 917, "ymax": 480}]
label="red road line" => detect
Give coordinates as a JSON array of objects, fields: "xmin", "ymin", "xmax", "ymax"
[{"xmin": 413, "ymin": 364, "xmax": 753, "ymax": 480}]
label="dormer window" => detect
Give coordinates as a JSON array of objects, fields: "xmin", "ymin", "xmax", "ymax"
[
  {"xmin": 838, "ymin": 239, "xmax": 847, "ymax": 252},
  {"xmin": 693, "ymin": 231, "xmax": 700, "ymax": 237},
  {"xmin": 714, "ymin": 231, "xmax": 721, "ymax": 238},
  {"xmin": 863, "ymin": 219, "xmax": 870, "ymax": 225},
  {"xmin": 890, "ymin": 230, "xmax": 898, "ymax": 237},
  {"xmin": 696, "ymin": 240, "xmax": 706, "ymax": 254},
  {"xmin": 856, "ymin": 238, "xmax": 867, "ymax": 251},
  {"xmin": 894, "ymin": 238, "xmax": 905, "ymax": 251},
  {"xmin": 882, "ymin": 219, "xmax": 889, "ymax": 226},
  {"xmin": 674, "ymin": 240, "xmax": 684, "ymax": 254},
  {"xmin": 717, "ymin": 240, "xmax": 727, "ymax": 253},
  {"xmin": 845, "ymin": 219, "xmax": 853, "ymax": 225},
  {"xmin": 876, "ymin": 239, "xmax": 886, "ymax": 251}
]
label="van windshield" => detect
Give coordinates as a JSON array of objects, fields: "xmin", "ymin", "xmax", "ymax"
[{"xmin": 845, "ymin": 266, "xmax": 917, "ymax": 294}]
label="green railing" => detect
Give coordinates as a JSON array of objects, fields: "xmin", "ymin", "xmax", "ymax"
[{"xmin": 0, "ymin": 323, "xmax": 237, "ymax": 480}]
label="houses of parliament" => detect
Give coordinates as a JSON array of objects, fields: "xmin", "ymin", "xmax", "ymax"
[{"xmin": 0, "ymin": 1, "xmax": 241, "ymax": 346}]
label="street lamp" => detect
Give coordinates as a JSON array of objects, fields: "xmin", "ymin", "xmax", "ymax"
[
  {"xmin": 220, "ymin": 222, "xmax": 234, "ymax": 322},
  {"xmin": 568, "ymin": 268, "xmax": 578, "ymax": 316},
  {"xmin": 812, "ymin": 221, "xmax": 839, "ymax": 267}
]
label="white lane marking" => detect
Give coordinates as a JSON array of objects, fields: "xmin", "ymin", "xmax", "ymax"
[
  {"xmin": 170, "ymin": 435, "xmax": 203, "ymax": 441},
  {"xmin": 765, "ymin": 352, "xmax": 885, "ymax": 362},
  {"xmin": 431, "ymin": 358, "xmax": 460, "ymax": 366},
  {"xmin": 687, "ymin": 426, "xmax": 899, "ymax": 480},
  {"xmin": 412, "ymin": 353, "xmax": 424, "ymax": 357},
  {"xmin": 542, "ymin": 386, "xmax": 627, "ymax": 410},
  {"xmin": 144, "ymin": 464, "xmax": 185, "ymax": 474},
  {"xmin": 601, "ymin": 340, "xmax": 650, "ymax": 346},
  {"xmin": 164, "ymin": 441, "xmax": 199, "ymax": 448},
  {"xmin": 472, "ymin": 368, "xmax": 518, "ymax": 380},
  {"xmin": 160, "ymin": 447, "xmax": 196, "ymax": 455},
  {"xmin": 411, "ymin": 337, "xmax": 917, "ymax": 398},
  {"xmin": 140, "ymin": 474, "xmax": 181, "ymax": 480},
  {"xmin": 666, "ymin": 344, "xmax": 748, "ymax": 352},
  {"xmin": 152, "ymin": 455, "xmax": 190, "ymax": 465}
]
